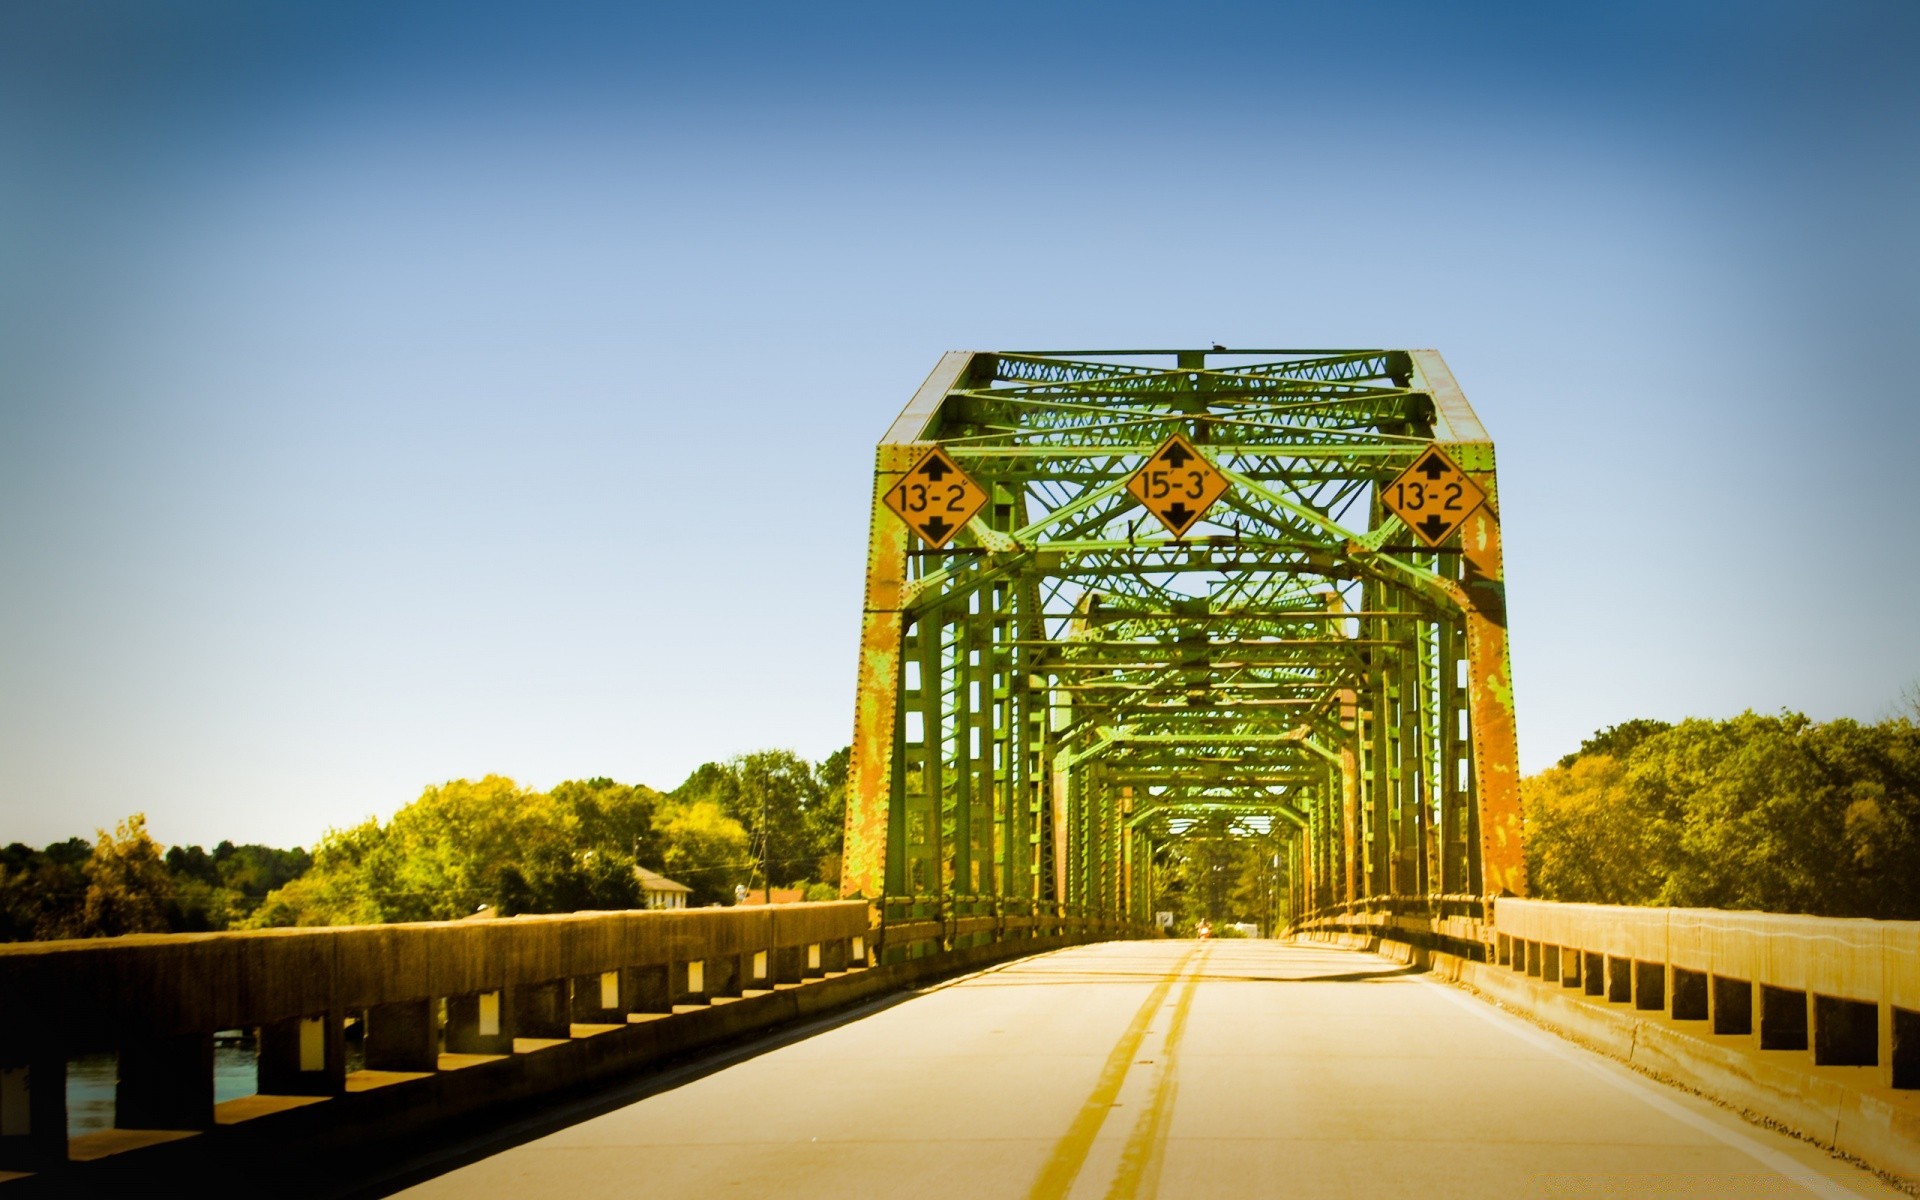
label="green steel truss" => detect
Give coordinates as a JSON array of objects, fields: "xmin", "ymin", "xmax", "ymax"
[{"xmin": 843, "ymin": 350, "xmax": 1523, "ymax": 938}]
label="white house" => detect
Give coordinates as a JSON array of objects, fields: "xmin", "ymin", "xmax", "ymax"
[{"xmin": 634, "ymin": 865, "xmax": 693, "ymax": 910}]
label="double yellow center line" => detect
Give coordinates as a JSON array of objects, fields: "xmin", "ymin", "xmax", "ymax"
[{"xmin": 1027, "ymin": 946, "xmax": 1209, "ymax": 1200}]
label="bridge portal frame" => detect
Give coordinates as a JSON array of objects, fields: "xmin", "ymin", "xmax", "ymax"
[{"xmin": 842, "ymin": 349, "xmax": 1523, "ymax": 940}]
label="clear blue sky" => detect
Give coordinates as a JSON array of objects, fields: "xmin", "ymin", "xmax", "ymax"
[{"xmin": 2, "ymin": 1, "xmax": 1916, "ymax": 850}]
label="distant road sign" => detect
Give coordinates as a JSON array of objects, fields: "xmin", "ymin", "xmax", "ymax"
[
  {"xmin": 1127, "ymin": 432, "xmax": 1229, "ymax": 537},
  {"xmin": 1381, "ymin": 446, "xmax": 1487, "ymax": 547},
  {"xmin": 884, "ymin": 446, "xmax": 989, "ymax": 549}
]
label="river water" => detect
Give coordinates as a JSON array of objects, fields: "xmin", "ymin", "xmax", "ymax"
[{"xmin": 67, "ymin": 1033, "xmax": 366, "ymax": 1136}]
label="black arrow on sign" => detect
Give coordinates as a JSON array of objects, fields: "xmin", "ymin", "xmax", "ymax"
[
  {"xmin": 1160, "ymin": 442, "xmax": 1195, "ymax": 468},
  {"xmin": 919, "ymin": 456, "xmax": 953, "ymax": 481},
  {"xmin": 1417, "ymin": 515, "xmax": 1450, "ymax": 540},
  {"xmin": 1417, "ymin": 453, "xmax": 1449, "ymax": 481},
  {"xmin": 920, "ymin": 516, "xmax": 955, "ymax": 542},
  {"xmin": 1164, "ymin": 502, "xmax": 1197, "ymax": 527}
]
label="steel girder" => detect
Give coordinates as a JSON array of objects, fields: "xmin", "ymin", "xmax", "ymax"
[{"xmin": 843, "ymin": 349, "xmax": 1522, "ymax": 933}]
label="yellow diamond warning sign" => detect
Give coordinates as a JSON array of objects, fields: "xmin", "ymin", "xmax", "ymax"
[
  {"xmin": 883, "ymin": 446, "xmax": 989, "ymax": 549},
  {"xmin": 1126, "ymin": 433, "xmax": 1230, "ymax": 538},
  {"xmin": 1382, "ymin": 446, "xmax": 1487, "ymax": 547}
]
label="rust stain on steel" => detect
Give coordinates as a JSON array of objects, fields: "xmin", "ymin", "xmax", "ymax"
[
  {"xmin": 841, "ymin": 441, "xmax": 918, "ymax": 901},
  {"xmin": 1456, "ymin": 451, "xmax": 1526, "ymax": 898}
]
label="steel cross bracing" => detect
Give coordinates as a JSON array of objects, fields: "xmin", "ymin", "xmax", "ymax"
[{"xmin": 843, "ymin": 349, "xmax": 1522, "ymax": 946}]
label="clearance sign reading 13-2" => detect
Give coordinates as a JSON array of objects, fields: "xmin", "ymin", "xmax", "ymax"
[
  {"xmin": 1380, "ymin": 446, "xmax": 1487, "ymax": 547},
  {"xmin": 883, "ymin": 446, "xmax": 989, "ymax": 549}
]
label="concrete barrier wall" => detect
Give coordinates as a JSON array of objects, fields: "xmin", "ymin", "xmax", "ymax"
[
  {"xmin": 1495, "ymin": 900, "xmax": 1919, "ymax": 1011},
  {"xmin": 0, "ymin": 904, "xmax": 867, "ymax": 1057},
  {"xmin": 1296, "ymin": 926, "xmax": 1920, "ymax": 1186},
  {"xmin": 0, "ymin": 902, "xmax": 1145, "ymax": 1189},
  {"xmin": 1294, "ymin": 899, "xmax": 1920, "ymax": 1185}
]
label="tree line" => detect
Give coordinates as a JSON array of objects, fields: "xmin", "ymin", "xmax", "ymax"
[
  {"xmin": 0, "ymin": 817, "xmax": 312, "ymax": 940},
  {"xmin": 14, "ymin": 708, "xmax": 1918, "ymax": 938},
  {"xmin": 0, "ymin": 748, "xmax": 848, "ymax": 939},
  {"xmin": 1524, "ymin": 710, "xmax": 1920, "ymax": 918}
]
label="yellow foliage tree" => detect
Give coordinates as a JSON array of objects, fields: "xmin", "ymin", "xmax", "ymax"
[{"xmin": 81, "ymin": 814, "xmax": 174, "ymax": 937}]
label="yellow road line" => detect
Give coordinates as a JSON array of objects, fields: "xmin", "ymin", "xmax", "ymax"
[
  {"xmin": 1103, "ymin": 945, "xmax": 1206, "ymax": 1199},
  {"xmin": 1026, "ymin": 945, "xmax": 1199, "ymax": 1200}
]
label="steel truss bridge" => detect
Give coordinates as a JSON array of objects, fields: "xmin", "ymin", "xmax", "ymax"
[
  {"xmin": 842, "ymin": 348, "xmax": 1524, "ymax": 932},
  {"xmin": 9, "ymin": 351, "xmax": 1918, "ymax": 1195}
]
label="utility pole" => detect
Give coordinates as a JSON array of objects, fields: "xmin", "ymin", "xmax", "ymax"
[{"xmin": 761, "ymin": 787, "xmax": 772, "ymax": 905}]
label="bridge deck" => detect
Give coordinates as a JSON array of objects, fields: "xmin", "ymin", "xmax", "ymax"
[{"xmin": 397, "ymin": 941, "xmax": 1902, "ymax": 1198}]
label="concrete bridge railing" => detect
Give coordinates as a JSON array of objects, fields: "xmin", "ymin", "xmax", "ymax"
[
  {"xmin": 1292, "ymin": 896, "xmax": 1920, "ymax": 1091},
  {"xmin": 1292, "ymin": 892, "xmax": 1920, "ymax": 1185},
  {"xmin": 1491, "ymin": 899, "xmax": 1920, "ymax": 1090},
  {"xmin": 0, "ymin": 901, "xmax": 1144, "ymax": 1185}
]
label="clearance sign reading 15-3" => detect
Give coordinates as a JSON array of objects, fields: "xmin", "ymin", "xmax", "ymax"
[
  {"xmin": 883, "ymin": 446, "xmax": 989, "ymax": 549},
  {"xmin": 1126, "ymin": 432, "xmax": 1230, "ymax": 537}
]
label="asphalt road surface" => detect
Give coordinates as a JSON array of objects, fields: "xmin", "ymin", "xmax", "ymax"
[{"xmin": 394, "ymin": 940, "xmax": 1907, "ymax": 1199}]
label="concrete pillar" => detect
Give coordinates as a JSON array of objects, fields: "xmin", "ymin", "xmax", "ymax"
[
  {"xmin": 772, "ymin": 945, "xmax": 805, "ymax": 985},
  {"xmin": 259, "ymin": 1012, "xmax": 345, "ymax": 1095},
  {"xmin": 1605, "ymin": 956, "xmax": 1631, "ymax": 1004},
  {"xmin": 0, "ymin": 1056, "xmax": 68, "ymax": 1170},
  {"xmin": 365, "ymin": 999, "xmax": 438, "ymax": 1071},
  {"xmin": 507, "ymin": 980, "xmax": 571, "ymax": 1040},
  {"xmin": 707, "ymin": 955, "xmax": 742, "ymax": 999},
  {"xmin": 627, "ymin": 965, "xmax": 671, "ymax": 1014},
  {"xmin": 116, "ymin": 1033, "xmax": 214, "ymax": 1129},
  {"xmin": 1670, "ymin": 968, "xmax": 1708, "ymax": 1021},
  {"xmin": 822, "ymin": 937, "xmax": 850, "ymax": 973},
  {"xmin": 445, "ymin": 991, "xmax": 511, "ymax": 1055}
]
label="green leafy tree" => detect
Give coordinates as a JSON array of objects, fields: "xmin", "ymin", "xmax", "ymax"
[
  {"xmin": 1524, "ymin": 753, "xmax": 1667, "ymax": 904},
  {"xmin": 550, "ymin": 778, "xmax": 661, "ymax": 865},
  {"xmin": 655, "ymin": 798, "xmax": 751, "ymax": 906},
  {"xmin": 244, "ymin": 778, "xmax": 571, "ymax": 925},
  {"xmin": 811, "ymin": 747, "xmax": 850, "ymax": 887},
  {"xmin": 1557, "ymin": 719, "xmax": 1674, "ymax": 768},
  {"xmin": 675, "ymin": 751, "xmax": 835, "ymax": 890},
  {"xmin": 160, "ymin": 840, "xmax": 314, "ymax": 930},
  {"xmin": 241, "ymin": 818, "xmax": 392, "ymax": 927},
  {"xmin": 1150, "ymin": 818, "xmax": 1281, "ymax": 933},
  {"xmin": 1528, "ymin": 713, "xmax": 1920, "ymax": 919},
  {"xmin": 0, "ymin": 839, "xmax": 91, "ymax": 941}
]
